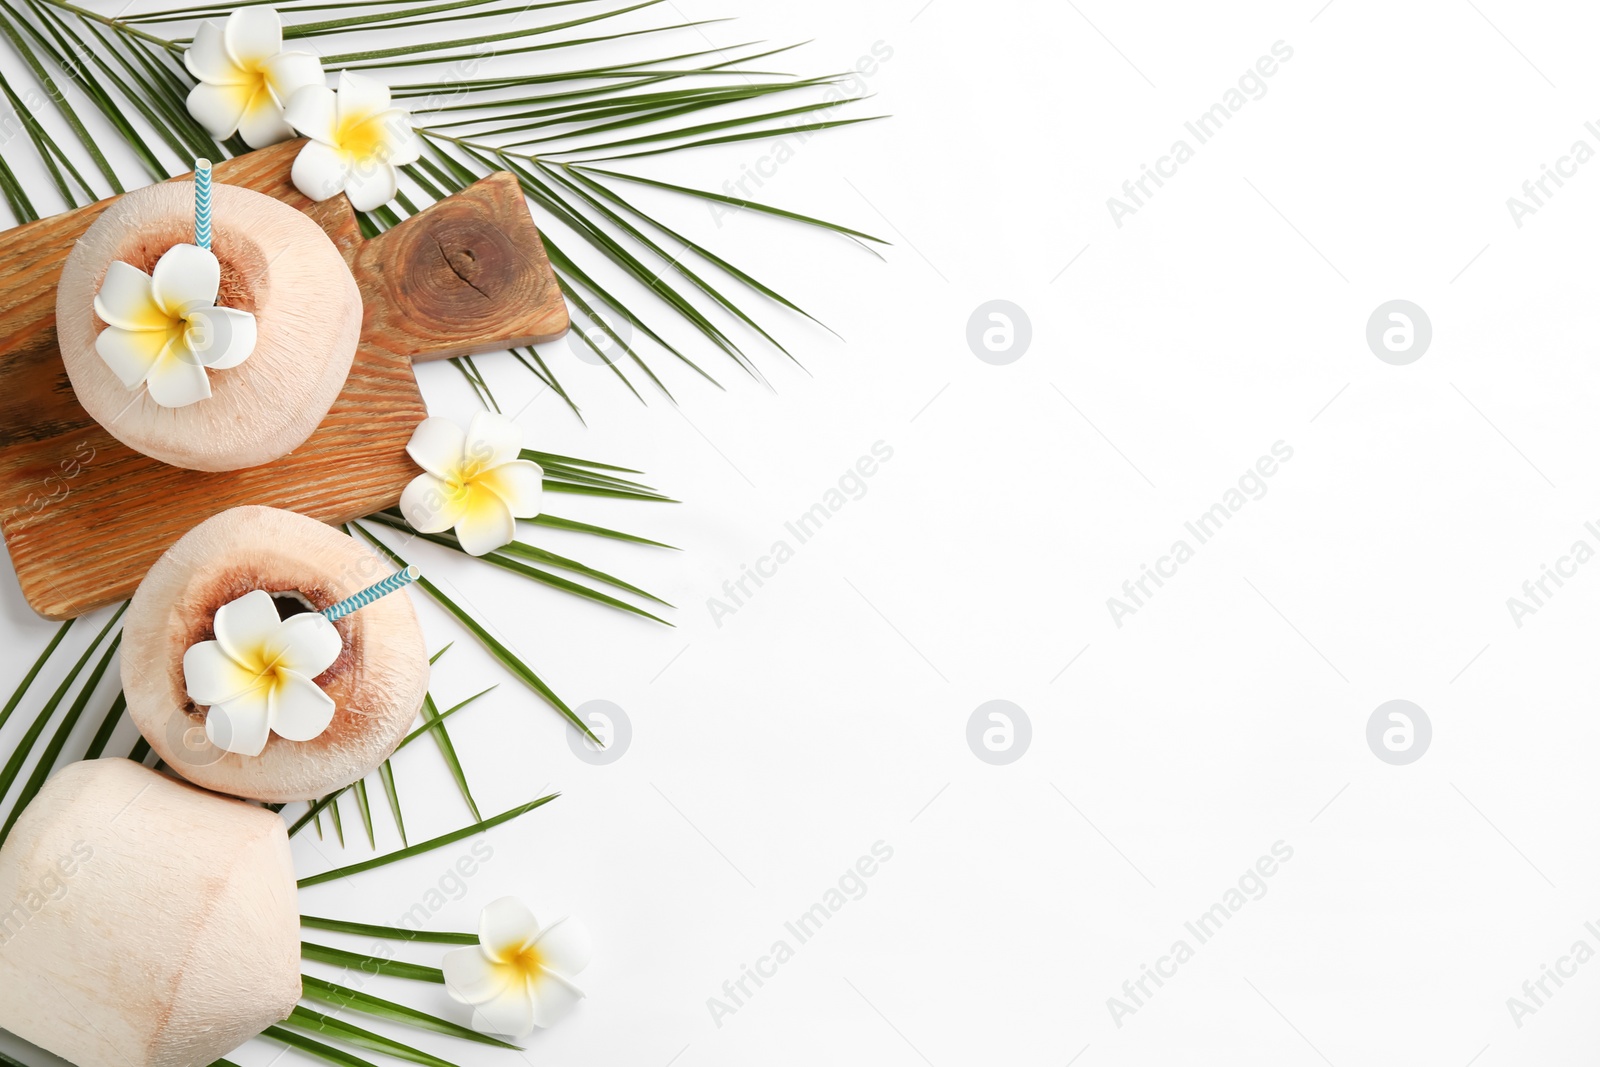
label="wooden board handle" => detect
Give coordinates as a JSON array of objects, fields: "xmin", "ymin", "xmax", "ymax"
[{"xmin": 354, "ymin": 172, "xmax": 569, "ymax": 362}]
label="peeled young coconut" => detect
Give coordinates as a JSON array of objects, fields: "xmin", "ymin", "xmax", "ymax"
[
  {"xmin": 56, "ymin": 180, "xmax": 362, "ymax": 471},
  {"xmin": 123, "ymin": 505, "xmax": 429, "ymax": 802},
  {"xmin": 0, "ymin": 758, "xmax": 299, "ymax": 1067}
]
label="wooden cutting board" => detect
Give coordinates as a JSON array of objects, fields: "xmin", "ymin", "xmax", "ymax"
[{"xmin": 0, "ymin": 139, "xmax": 568, "ymax": 620}]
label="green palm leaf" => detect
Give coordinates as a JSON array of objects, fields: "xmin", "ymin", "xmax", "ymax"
[
  {"xmin": 283, "ymin": 1006, "xmax": 457, "ymax": 1067},
  {"xmin": 301, "ymin": 941, "xmax": 445, "ymax": 983},
  {"xmin": 298, "ymin": 794, "xmax": 557, "ymax": 887},
  {"xmin": 298, "ymin": 974, "xmax": 519, "ymax": 1049}
]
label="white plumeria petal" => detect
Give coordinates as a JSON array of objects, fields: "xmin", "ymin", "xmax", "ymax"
[
  {"xmin": 182, "ymin": 639, "xmax": 258, "ymax": 706},
  {"xmin": 213, "ymin": 588, "xmax": 282, "ymax": 665},
  {"xmin": 268, "ymin": 613, "xmax": 342, "ymax": 679},
  {"xmin": 443, "ymin": 947, "xmax": 511, "ymax": 1005},
  {"xmin": 464, "ymin": 411, "xmax": 523, "ymax": 470},
  {"xmin": 344, "ymin": 162, "xmax": 398, "ymax": 212},
  {"xmin": 184, "ymin": 21, "xmax": 246, "ymax": 85},
  {"xmin": 452, "ymin": 488, "xmax": 515, "ymax": 556},
  {"xmin": 530, "ymin": 917, "xmax": 591, "ymax": 977},
  {"xmin": 406, "ymin": 417, "xmax": 467, "ymax": 478},
  {"xmin": 151, "ymin": 243, "xmax": 221, "ymax": 318},
  {"xmin": 527, "ymin": 971, "xmax": 585, "ymax": 1030},
  {"xmin": 186, "ymin": 80, "xmax": 254, "ymax": 141},
  {"xmin": 95, "ymin": 327, "xmax": 171, "ymax": 389},
  {"xmin": 184, "ymin": 306, "xmax": 257, "ymax": 370},
  {"xmin": 267, "ymin": 669, "xmax": 337, "ymax": 742},
  {"xmin": 479, "ymin": 897, "xmax": 540, "ymax": 962},
  {"xmin": 236, "ymin": 88, "xmax": 297, "ymax": 149},
  {"xmin": 399, "ymin": 472, "xmax": 469, "ymax": 534},
  {"xmin": 145, "ymin": 352, "xmax": 213, "ymax": 407},
  {"xmin": 375, "ymin": 110, "xmax": 422, "ymax": 165},
  {"xmin": 222, "ymin": 6, "xmax": 283, "ymax": 71},
  {"xmin": 290, "ymin": 138, "xmax": 351, "ymax": 202},
  {"xmin": 93, "ymin": 261, "xmax": 166, "ymax": 331},
  {"xmin": 472, "ymin": 980, "xmax": 538, "ymax": 1040},
  {"xmin": 261, "ymin": 50, "xmax": 324, "ymax": 105},
  {"xmin": 477, "ymin": 460, "xmax": 543, "ymax": 520},
  {"xmin": 284, "ymin": 83, "xmax": 338, "ymax": 145},
  {"xmin": 336, "ymin": 70, "xmax": 391, "ymax": 124},
  {"xmin": 205, "ymin": 693, "xmax": 272, "ymax": 757}
]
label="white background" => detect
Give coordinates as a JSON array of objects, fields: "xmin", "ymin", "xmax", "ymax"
[{"xmin": 4, "ymin": 0, "xmax": 1600, "ymax": 1064}]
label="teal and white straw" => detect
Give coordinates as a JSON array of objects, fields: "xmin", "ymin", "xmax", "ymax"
[
  {"xmin": 321, "ymin": 566, "xmax": 420, "ymax": 622},
  {"xmin": 194, "ymin": 158, "xmax": 212, "ymax": 251}
]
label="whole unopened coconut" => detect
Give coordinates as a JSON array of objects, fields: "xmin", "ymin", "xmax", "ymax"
[
  {"xmin": 0, "ymin": 759, "xmax": 300, "ymax": 1067},
  {"xmin": 56, "ymin": 180, "xmax": 362, "ymax": 471},
  {"xmin": 122, "ymin": 505, "xmax": 429, "ymax": 802}
]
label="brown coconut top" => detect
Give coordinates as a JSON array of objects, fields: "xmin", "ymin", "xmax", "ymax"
[{"xmin": 56, "ymin": 182, "xmax": 362, "ymax": 472}]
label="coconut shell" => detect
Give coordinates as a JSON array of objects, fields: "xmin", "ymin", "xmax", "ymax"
[
  {"xmin": 56, "ymin": 181, "xmax": 362, "ymax": 472},
  {"xmin": 0, "ymin": 759, "xmax": 299, "ymax": 1067},
  {"xmin": 122, "ymin": 505, "xmax": 429, "ymax": 802}
]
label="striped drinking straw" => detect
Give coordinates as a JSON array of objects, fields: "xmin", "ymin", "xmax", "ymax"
[
  {"xmin": 320, "ymin": 566, "xmax": 421, "ymax": 622},
  {"xmin": 194, "ymin": 158, "xmax": 212, "ymax": 251}
]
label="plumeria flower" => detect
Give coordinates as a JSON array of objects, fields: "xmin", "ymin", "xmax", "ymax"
[
  {"xmin": 400, "ymin": 412, "xmax": 543, "ymax": 556},
  {"xmin": 444, "ymin": 898, "xmax": 590, "ymax": 1038},
  {"xmin": 182, "ymin": 589, "xmax": 342, "ymax": 757},
  {"xmin": 184, "ymin": 7, "xmax": 325, "ymax": 148},
  {"xmin": 94, "ymin": 244, "xmax": 257, "ymax": 408},
  {"xmin": 286, "ymin": 71, "xmax": 421, "ymax": 211}
]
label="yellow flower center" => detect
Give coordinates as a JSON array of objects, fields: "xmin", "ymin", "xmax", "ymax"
[
  {"xmin": 336, "ymin": 111, "xmax": 387, "ymax": 162},
  {"xmin": 501, "ymin": 943, "xmax": 543, "ymax": 984},
  {"xmin": 441, "ymin": 459, "xmax": 499, "ymax": 500},
  {"xmin": 231, "ymin": 639, "xmax": 298, "ymax": 698}
]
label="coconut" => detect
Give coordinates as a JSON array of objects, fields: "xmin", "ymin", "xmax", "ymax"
[
  {"xmin": 0, "ymin": 758, "xmax": 300, "ymax": 1067},
  {"xmin": 122, "ymin": 505, "xmax": 429, "ymax": 802},
  {"xmin": 56, "ymin": 180, "xmax": 362, "ymax": 472}
]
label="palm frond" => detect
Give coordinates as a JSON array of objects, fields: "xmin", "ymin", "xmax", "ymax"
[
  {"xmin": 298, "ymin": 793, "xmax": 557, "ymax": 887},
  {"xmin": 301, "ymin": 942, "xmax": 445, "ymax": 983},
  {"xmin": 2, "ymin": 0, "xmax": 884, "ymax": 410},
  {"xmin": 300, "ymin": 916, "xmax": 477, "ymax": 943},
  {"xmin": 298, "ymin": 975, "xmax": 519, "ymax": 1048},
  {"xmin": 282, "ymin": 1006, "xmax": 456, "ymax": 1067}
]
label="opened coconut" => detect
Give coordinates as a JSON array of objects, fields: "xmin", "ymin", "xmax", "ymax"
[
  {"xmin": 56, "ymin": 179, "xmax": 361, "ymax": 471},
  {"xmin": 0, "ymin": 758, "xmax": 299, "ymax": 1067},
  {"xmin": 122, "ymin": 505, "xmax": 429, "ymax": 802}
]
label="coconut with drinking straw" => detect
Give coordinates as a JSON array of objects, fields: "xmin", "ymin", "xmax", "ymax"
[
  {"xmin": 56, "ymin": 154, "xmax": 362, "ymax": 471},
  {"xmin": 123, "ymin": 505, "xmax": 431, "ymax": 803}
]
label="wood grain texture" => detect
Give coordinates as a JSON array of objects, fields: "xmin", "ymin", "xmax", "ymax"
[
  {"xmin": 357, "ymin": 166, "xmax": 570, "ymax": 360},
  {"xmin": 0, "ymin": 139, "xmax": 567, "ymax": 619}
]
